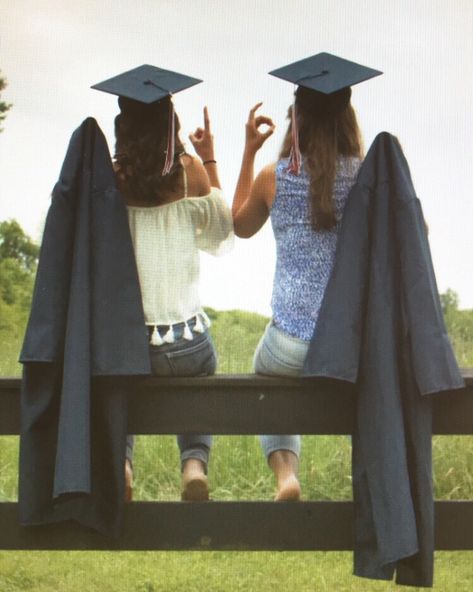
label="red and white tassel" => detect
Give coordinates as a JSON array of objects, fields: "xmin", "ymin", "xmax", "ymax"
[
  {"xmin": 162, "ymin": 97, "xmax": 175, "ymax": 176},
  {"xmin": 286, "ymin": 99, "xmax": 302, "ymax": 175}
]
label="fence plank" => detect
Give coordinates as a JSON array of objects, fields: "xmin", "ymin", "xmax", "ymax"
[
  {"xmin": 1, "ymin": 373, "xmax": 472, "ymax": 552},
  {"xmin": 0, "ymin": 372, "xmax": 472, "ymax": 435},
  {"xmin": 1, "ymin": 501, "xmax": 472, "ymax": 551}
]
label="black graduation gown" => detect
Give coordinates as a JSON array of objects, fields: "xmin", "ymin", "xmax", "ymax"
[
  {"xmin": 303, "ymin": 132, "xmax": 464, "ymax": 587},
  {"xmin": 19, "ymin": 117, "xmax": 151, "ymax": 536}
]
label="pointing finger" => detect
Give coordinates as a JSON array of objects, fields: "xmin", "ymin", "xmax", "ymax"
[
  {"xmin": 204, "ymin": 106, "xmax": 211, "ymax": 132},
  {"xmin": 248, "ymin": 102, "xmax": 263, "ymax": 121}
]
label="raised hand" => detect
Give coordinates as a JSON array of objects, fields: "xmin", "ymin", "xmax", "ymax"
[
  {"xmin": 189, "ymin": 106, "xmax": 215, "ymax": 162},
  {"xmin": 245, "ymin": 102, "xmax": 275, "ymax": 154}
]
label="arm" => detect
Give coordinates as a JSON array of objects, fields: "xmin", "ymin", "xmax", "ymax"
[
  {"xmin": 189, "ymin": 106, "xmax": 221, "ymax": 189},
  {"xmin": 232, "ymin": 103, "xmax": 276, "ymax": 238}
]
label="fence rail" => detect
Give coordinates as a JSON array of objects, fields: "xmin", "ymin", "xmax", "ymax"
[{"xmin": 0, "ymin": 371, "xmax": 472, "ymax": 551}]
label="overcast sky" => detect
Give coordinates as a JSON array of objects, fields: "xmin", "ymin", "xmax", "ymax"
[{"xmin": 1, "ymin": 0, "xmax": 472, "ymax": 313}]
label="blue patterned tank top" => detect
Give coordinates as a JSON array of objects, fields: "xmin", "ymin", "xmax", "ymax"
[{"xmin": 270, "ymin": 156, "xmax": 361, "ymax": 341}]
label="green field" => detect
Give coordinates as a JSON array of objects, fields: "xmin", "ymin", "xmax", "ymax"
[{"xmin": 0, "ymin": 307, "xmax": 472, "ymax": 591}]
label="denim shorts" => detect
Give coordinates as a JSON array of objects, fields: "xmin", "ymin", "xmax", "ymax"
[{"xmin": 253, "ymin": 321, "xmax": 309, "ymax": 377}]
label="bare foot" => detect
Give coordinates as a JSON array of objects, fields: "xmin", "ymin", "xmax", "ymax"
[
  {"xmin": 276, "ymin": 474, "xmax": 301, "ymax": 501},
  {"xmin": 181, "ymin": 459, "xmax": 209, "ymax": 501},
  {"xmin": 268, "ymin": 450, "xmax": 301, "ymax": 501}
]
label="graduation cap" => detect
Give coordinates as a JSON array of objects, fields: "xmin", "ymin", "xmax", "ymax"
[
  {"xmin": 91, "ymin": 64, "xmax": 202, "ymax": 104},
  {"xmin": 268, "ymin": 53, "xmax": 382, "ymax": 175},
  {"xmin": 92, "ymin": 65, "xmax": 203, "ymax": 174},
  {"xmin": 269, "ymin": 52, "xmax": 382, "ymax": 95}
]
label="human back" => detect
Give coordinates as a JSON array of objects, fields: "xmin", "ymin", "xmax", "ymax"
[
  {"xmin": 270, "ymin": 152, "xmax": 361, "ymax": 341},
  {"xmin": 115, "ymin": 96, "xmax": 232, "ymax": 329}
]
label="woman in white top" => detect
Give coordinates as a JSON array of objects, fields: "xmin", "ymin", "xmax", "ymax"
[{"xmin": 114, "ymin": 96, "xmax": 233, "ymax": 502}]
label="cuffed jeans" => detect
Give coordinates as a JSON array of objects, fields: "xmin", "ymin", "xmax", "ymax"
[
  {"xmin": 253, "ymin": 321, "xmax": 309, "ymax": 460},
  {"xmin": 127, "ymin": 320, "xmax": 216, "ymax": 472}
]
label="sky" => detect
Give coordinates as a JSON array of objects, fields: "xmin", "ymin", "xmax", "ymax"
[{"xmin": 0, "ymin": 0, "xmax": 472, "ymax": 314}]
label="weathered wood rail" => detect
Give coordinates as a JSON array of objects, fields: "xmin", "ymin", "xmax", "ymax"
[{"xmin": 0, "ymin": 371, "xmax": 472, "ymax": 551}]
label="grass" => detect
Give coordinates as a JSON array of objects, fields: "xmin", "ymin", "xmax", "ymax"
[
  {"xmin": 1, "ymin": 550, "xmax": 473, "ymax": 591},
  {"xmin": 0, "ymin": 308, "xmax": 472, "ymax": 590},
  {"xmin": 2, "ymin": 434, "xmax": 472, "ymax": 504}
]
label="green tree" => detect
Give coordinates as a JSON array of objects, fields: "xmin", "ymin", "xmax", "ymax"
[
  {"xmin": 0, "ymin": 220, "xmax": 39, "ymax": 310},
  {"xmin": 0, "ymin": 71, "xmax": 12, "ymax": 132},
  {"xmin": 440, "ymin": 289, "xmax": 473, "ymax": 366},
  {"xmin": 440, "ymin": 288, "xmax": 459, "ymax": 315},
  {"xmin": 0, "ymin": 219, "xmax": 39, "ymax": 272}
]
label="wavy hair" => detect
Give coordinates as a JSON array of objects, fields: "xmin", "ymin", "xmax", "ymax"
[
  {"xmin": 280, "ymin": 86, "xmax": 363, "ymax": 230},
  {"xmin": 114, "ymin": 96, "xmax": 185, "ymax": 203}
]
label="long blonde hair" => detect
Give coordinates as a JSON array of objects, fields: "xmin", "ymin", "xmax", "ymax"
[{"xmin": 280, "ymin": 86, "xmax": 363, "ymax": 230}]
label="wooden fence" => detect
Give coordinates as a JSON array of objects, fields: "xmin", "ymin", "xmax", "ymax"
[{"xmin": 0, "ymin": 372, "xmax": 472, "ymax": 551}]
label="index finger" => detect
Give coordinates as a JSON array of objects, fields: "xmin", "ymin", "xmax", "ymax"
[
  {"xmin": 203, "ymin": 106, "xmax": 211, "ymax": 132},
  {"xmin": 248, "ymin": 102, "xmax": 263, "ymax": 121}
]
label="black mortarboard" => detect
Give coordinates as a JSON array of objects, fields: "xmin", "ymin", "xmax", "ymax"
[
  {"xmin": 270, "ymin": 53, "xmax": 382, "ymax": 176},
  {"xmin": 91, "ymin": 64, "xmax": 202, "ymax": 104},
  {"xmin": 269, "ymin": 52, "xmax": 382, "ymax": 94},
  {"xmin": 92, "ymin": 65, "xmax": 202, "ymax": 176}
]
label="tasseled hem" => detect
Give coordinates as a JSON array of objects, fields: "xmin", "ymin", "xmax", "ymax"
[
  {"xmin": 201, "ymin": 311, "xmax": 211, "ymax": 329},
  {"xmin": 193, "ymin": 311, "xmax": 211, "ymax": 333},
  {"xmin": 150, "ymin": 325, "xmax": 164, "ymax": 346},
  {"xmin": 194, "ymin": 314, "xmax": 205, "ymax": 333},
  {"xmin": 148, "ymin": 313, "xmax": 211, "ymax": 346},
  {"xmin": 163, "ymin": 326, "xmax": 175, "ymax": 343},
  {"xmin": 183, "ymin": 321, "xmax": 193, "ymax": 341}
]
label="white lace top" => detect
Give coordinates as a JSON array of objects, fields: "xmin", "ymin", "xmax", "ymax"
[{"xmin": 127, "ymin": 186, "xmax": 233, "ymax": 334}]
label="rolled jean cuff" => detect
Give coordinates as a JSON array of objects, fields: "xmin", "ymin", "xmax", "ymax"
[
  {"xmin": 260, "ymin": 435, "xmax": 301, "ymax": 461},
  {"xmin": 180, "ymin": 445, "xmax": 211, "ymax": 474}
]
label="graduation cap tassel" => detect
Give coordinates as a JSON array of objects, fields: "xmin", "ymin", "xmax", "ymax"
[
  {"xmin": 286, "ymin": 98, "xmax": 302, "ymax": 175},
  {"xmin": 162, "ymin": 98, "xmax": 175, "ymax": 176}
]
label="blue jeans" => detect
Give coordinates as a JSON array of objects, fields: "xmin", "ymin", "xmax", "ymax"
[
  {"xmin": 126, "ymin": 321, "xmax": 216, "ymax": 472},
  {"xmin": 253, "ymin": 321, "xmax": 309, "ymax": 460}
]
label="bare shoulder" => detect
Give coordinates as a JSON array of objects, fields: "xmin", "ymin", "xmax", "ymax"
[{"xmin": 181, "ymin": 154, "xmax": 211, "ymax": 196}]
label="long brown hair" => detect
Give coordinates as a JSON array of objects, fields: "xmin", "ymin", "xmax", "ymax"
[
  {"xmin": 114, "ymin": 96, "xmax": 185, "ymax": 203},
  {"xmin": 279, "ymin": 86, "xmax": 363, "ymax": 230}
]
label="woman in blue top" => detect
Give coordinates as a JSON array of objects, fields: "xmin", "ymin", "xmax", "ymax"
[{"xmin": 232, "ymin": 85, "xmax": 363, "ymax": 500}]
